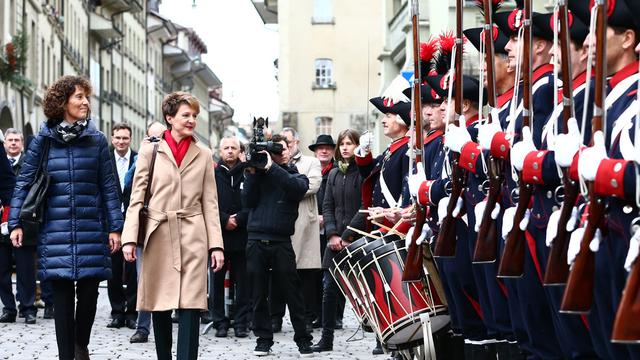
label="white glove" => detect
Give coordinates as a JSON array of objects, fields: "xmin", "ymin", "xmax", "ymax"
[
  {"xmin": 0, "ymin": 222, "xmax": 8, "ymax": 236},
  {"xmin": 624, "ymin": 226, "xmax": 640, "ymax": 272},
  {"xmin": 444, "ymin": 124, "xmax": 472, "ymax": 153},
  {"xmin": 405, "ymin": 226, "xmax": 432, "ymax": 248},
  {"xmin": 566, "ymin": 206, "xmax": 580, "ymax": 232},
  {"xmin": 501, "ymin": 207, "xmax": 517, "ymax": 239},
  {"xmin": 452, "ymin": 196, "xmax": 464, "ymax": 218},
  {"xmin": 554, "ymin": 118, "xmax": 582, "ymax": 168},
  {"xmin": 519, "ymin": 209, "xmax": 531, "ymax": 231},
  {"xmin": 408, "ymin": 163, "xmax": 426, "ymax": 197},
  {"xmin": 510, "ymin": 126, "xmax": 536, "ymax": 171},
  {"xmin": 437, "ymin": 197, "xmax": 449, "ymax": 225},
  {"xmin": 356, "ymin": 132, "xmax": 374, "ymax": 156},
  {"xmin": 491, "ymin": 202, "xmax": 501, "ymax": 220},
  {"xmin": 474, "ymin": 201, "xmax": 487, "ymax": 232},
  {"xmin": 578, "ymin": 130, "xmax": 607, "ymax": 181},
  {"xmin": 478, "ymin": 119, "xmax": 502, "ymax": 150},
  {"xmin": 546, "ymin": 209, "xmax": 562, "ymax": 247},
  {"xmin": 567, "ymin": 227, "xmax": 585, "ymax": 265},
  {"xmin": 589, "ymin": 228, "xmax": 603, "ymax": 253}
]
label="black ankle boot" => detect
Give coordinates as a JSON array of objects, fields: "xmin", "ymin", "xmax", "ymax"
[{"xmin": 311, "ymin": 337, "xmax": 333, "ymax": 352}]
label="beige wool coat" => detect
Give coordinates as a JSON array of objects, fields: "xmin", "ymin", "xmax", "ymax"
[
  {"xmin": 122, "ymin": 139, "xmax": 223, "ymax": 311},
  {"xmin": 290, "ymin": 152, "xmax": 322, "ymax": 269}
]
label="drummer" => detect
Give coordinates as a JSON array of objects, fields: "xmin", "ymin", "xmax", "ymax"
[{"xmin": 342, "ymin": 77, "xmax": 414, "ymax": 355}]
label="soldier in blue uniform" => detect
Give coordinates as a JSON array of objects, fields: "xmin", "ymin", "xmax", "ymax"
[{"xmin": 569, "ymin": 1, "xmax": 640, "ymax": 358}]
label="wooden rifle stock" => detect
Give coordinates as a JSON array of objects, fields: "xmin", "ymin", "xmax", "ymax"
[
  {"xmin": 497, "ymin": 183, "xmax": 533, "ymax": 277},
  {"xmin": 472, "ymin": 0, "xmax": 501, "ymax": 264},
  {"xmin": 560, "ymin": 192, "xmax": 604, "ymax": 313},
  {"xmin": 434, "ymin": 163, "xmax": 465, "ymax": 257},
  {"xmin": 612, "ymin": 226, "xmax": 640, "ymax": 342},
  {"xmin": 403, "ymin": 205, "xmax": 427, "ymax": 281},
  {"xmin": 474, "ymin": 158, "xmax": 502, "ymax": 263},
  {"xmin": 560, "ymin": 0, "xmax": 607, "ymax": 313},
  {"xmin": 543, "ymin": 0, "xmax": 577, "ymax": 286},
  {"xmin": 544, "ymin": 169, "xmax": 579, "ymax": 284},
  {"xmin": 497, "ymin": 0, "xmax": 533, "ymax": 278},
  {"xmin": 433, "ymin": 0, "xmax": 465, "ymax": 258},
  {"xmin": 402, "ymin": 0, "xmax": 427, "ymax": 282}
]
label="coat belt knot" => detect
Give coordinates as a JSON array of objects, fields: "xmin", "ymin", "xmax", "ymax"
[{"xmin": 146, "ymin": 204, "xmax": 202, "ymax": 271}]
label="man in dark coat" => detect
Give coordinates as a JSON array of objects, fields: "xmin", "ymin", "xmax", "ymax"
[
  {"xmin": 106, "ymin": 123, "xmax": 138, "ymax": 329},
  {"xmin": 210, "ymin": 136, "xmax": 250, "ymax": 338},
  {"xmin": 0, "ymin": 129, "xmax": 21, "ymax": 323}
]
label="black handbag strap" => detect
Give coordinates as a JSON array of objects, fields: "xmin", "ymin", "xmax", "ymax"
[
  {"xmin": 142, "ymin": 143, "xmax": 159, "ymax": 209},
  {"xmin": 33, "ymin": 136, "xmax": 51, "ymax": 180}
]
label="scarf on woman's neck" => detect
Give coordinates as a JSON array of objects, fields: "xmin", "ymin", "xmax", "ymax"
[
  {"xmin": 338, "ymin": 159, "xmax": 351, "ymax": 174},
  {"xmin": 56, "ymin": 119, "xmax": 87, "ymax": 142},
  {"xmin": 164, "ymin": 130, "xmax": 192, "ymax": 167}
]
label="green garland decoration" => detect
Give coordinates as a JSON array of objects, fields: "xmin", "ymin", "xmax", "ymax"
[{"xmin": 0, "ymin": 31, "xmax": 33, "ymax": 88}]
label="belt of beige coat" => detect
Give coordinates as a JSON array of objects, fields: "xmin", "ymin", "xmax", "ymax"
[{"xmin": 145, "ymin": 204, "xmax": 202, "ymax": 271}]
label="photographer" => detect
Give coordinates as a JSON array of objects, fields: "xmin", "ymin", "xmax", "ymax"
[{"xmin": 243, "ymin": 134, "xmax": 313, "ymax": 357}]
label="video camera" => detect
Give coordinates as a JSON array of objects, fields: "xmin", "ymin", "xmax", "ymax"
[{"xmin": 247, "ymin": 117, "xmax": 284, "ymax": 169}]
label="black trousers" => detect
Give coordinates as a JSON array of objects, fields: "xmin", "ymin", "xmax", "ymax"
[
  {"xmin": 247, "ymin": 240, "xmax": 312, "ymax": 345},
  {"xmin": 210, "ymin": 250, "xmax": 250, "ymax": 329},
  {"xmin": 270, "ymin": 268, "xmax": 318, "ymax": 324},
  {"xmin": 51, "ymin": 279, "xmax": 100, "ymax": 360},
  {"xmin": 320, "ymin": 270, "xmax": 347, "ymax": 340},
  {"xmin": 107, "ymin": 249, "xmax": 137, "ymax": 320},
  {"xmin": 0, "ymin": 243, "xmax": 36, "ymax": 316},
  {"xmin": 152, "ymin": 309, "xmax": 200, "ymax": 360}
]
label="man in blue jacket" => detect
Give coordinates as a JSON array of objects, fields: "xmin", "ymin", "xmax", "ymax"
[{"xmin": 243, "ymin": 134, "xmax": 313, "ymax": 357}]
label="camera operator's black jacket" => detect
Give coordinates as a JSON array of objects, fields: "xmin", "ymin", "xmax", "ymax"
[{"xmin": 243, "ymin": 162, "xmax": 309, "ymax": 242}]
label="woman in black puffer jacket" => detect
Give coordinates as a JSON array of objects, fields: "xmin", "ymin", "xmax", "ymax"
[
  {"xmin": 9, "ymin": 76, "xmax": 123, "ymax": 360},
  {"xmin": 312, "ymin": 129, "xmax": 362, "ymax": 352}
]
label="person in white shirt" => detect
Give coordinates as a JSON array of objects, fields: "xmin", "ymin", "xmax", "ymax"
[{"xmin": 106, "ymin": 123, "xmax": 138, "ymax": 330}]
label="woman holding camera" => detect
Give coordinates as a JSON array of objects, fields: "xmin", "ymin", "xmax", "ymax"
[
  {"xmin": 8, "ymin": 75, "xmax": 124, "ymax": 360},
  {"xmin": 121, "ymin": 91, "xmax": 224, "ymax": 360}
]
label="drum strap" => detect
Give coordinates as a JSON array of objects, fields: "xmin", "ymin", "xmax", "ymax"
[{"xmin": 420, "ymin": 313, "xmax": 437, "ymax": 360}]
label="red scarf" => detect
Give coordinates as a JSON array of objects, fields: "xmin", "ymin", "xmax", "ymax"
[
  {"xmin": 164, "ymin": 130, "xmax": 192, "ymax": 167},
  {"xmin": 321, "ymin": 162, "xmax": 334, "ymax": 176}
]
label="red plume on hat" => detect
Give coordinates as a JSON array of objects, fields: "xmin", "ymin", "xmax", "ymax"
[
  {"xmin": 433, "ymin": 31, "xmax": 465, "ymax": 75},
  {"xmin": 420, "ymin": 37, "xmax": 439, "ymax": 82}
]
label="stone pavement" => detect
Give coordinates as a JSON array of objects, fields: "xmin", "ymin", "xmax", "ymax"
[{"xmin": 0, "ymin": 282, "xmax": 382, "ymax": 360}]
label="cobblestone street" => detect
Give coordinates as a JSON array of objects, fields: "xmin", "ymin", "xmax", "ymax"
[{"xmin": 0, "ymin": 282, "xmax": 380, "ymax": 360}]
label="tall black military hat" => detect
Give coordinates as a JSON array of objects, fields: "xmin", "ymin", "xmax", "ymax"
[
  {"xmin": 494, "ymin": 8, "xmax": 549, "ymax": 40},
  {"xmin": 369, "ymin": 97, "xmax": 412, "ymax": 127},
  {"xmin": 621, "ymin": 0, "xmax": 640, "ymax": 30},
  {"xmin": 426, "ymin": 75, "xmax": 489, "ymax": 106},
  {"xmin": 532, "ymin": 11, "xmax": 590, "ymax": 46},
  {"xmin": 464, "ymin": 26, "xmax": 510, "ymax": 55},
  {"xmin": 402, "ymin": 83, "xmax": 443, "ymax": 105},
  {"xmin": 568, "ymin": 0, "xmax": 637, "ymax": 31}
]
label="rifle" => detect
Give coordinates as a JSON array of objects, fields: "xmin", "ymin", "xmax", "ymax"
[
  {"xmin": 543, "ymin": 0, "xmax": 579, "ymax": 286},
  {"xmin": 473, "ymin": 0, "xmax": 502, "ymax": 263},
  {"xmin": 560, "ymin": 0, "xmax": 607, "ymax": 313},
  {"xmin": 497, "ymin": 0, "xmax": 533, "ymax": 278},
  {"xmin": 612, "ymin": 221, "xmax": 640, "ymax": 342},
  {"xmin": 433, "ymin": 0, "xmax": 465, "ymax": 258},
  {"xmin": 402, "ymin": 0, "xmax": 427, "ymax": 282}
]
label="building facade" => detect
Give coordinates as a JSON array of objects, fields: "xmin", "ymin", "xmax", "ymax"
[
  {"xmin": 253, "ymin": 0, "xmax": 385, "ymax": 152},
  {"xmin": 0, "ymin": 0, "xmax": 229, "ymax": 149}
]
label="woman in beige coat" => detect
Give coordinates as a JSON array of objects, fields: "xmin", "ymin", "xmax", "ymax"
[{"xmin": 122, "ymin": 91, "xmax": 224, "ymax": 360}]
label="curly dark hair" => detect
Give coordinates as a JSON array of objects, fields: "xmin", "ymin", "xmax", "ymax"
[
  {"xmin": 43, "ymin": 75, "xmax": 92, "ymax": 127},
  {"xmin": 161, "ymin": 91, "xmax": 200, "ymax": 129}
]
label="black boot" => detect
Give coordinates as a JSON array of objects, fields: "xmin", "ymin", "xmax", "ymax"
[
  {"xmin": 311, "ymin": 336, "xmax": 333, "ymax": 352},
  {"xmin": 372, "ymin": 338, "xmax": 384, "ymax": 355},
  {"xmin": 464, "ymin": 343, "xmax": 497, "ymax": 360},
  {"xmin": 496, "ymin": 341, "xmax": 527, "ymax": 360}
]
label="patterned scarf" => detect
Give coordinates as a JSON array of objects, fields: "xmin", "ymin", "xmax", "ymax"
[
  {"xmin": 338, "ymin": 160, "xmax": 351, "ymax": 174},
  {"xmin": 56, "ymin": 119, "xmax": 88, "ymax": 142}
]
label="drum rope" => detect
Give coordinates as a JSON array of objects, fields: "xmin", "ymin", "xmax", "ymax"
[{"xmin": 420, "ymin": 312, "xmax": 437, "ymax": 360}]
